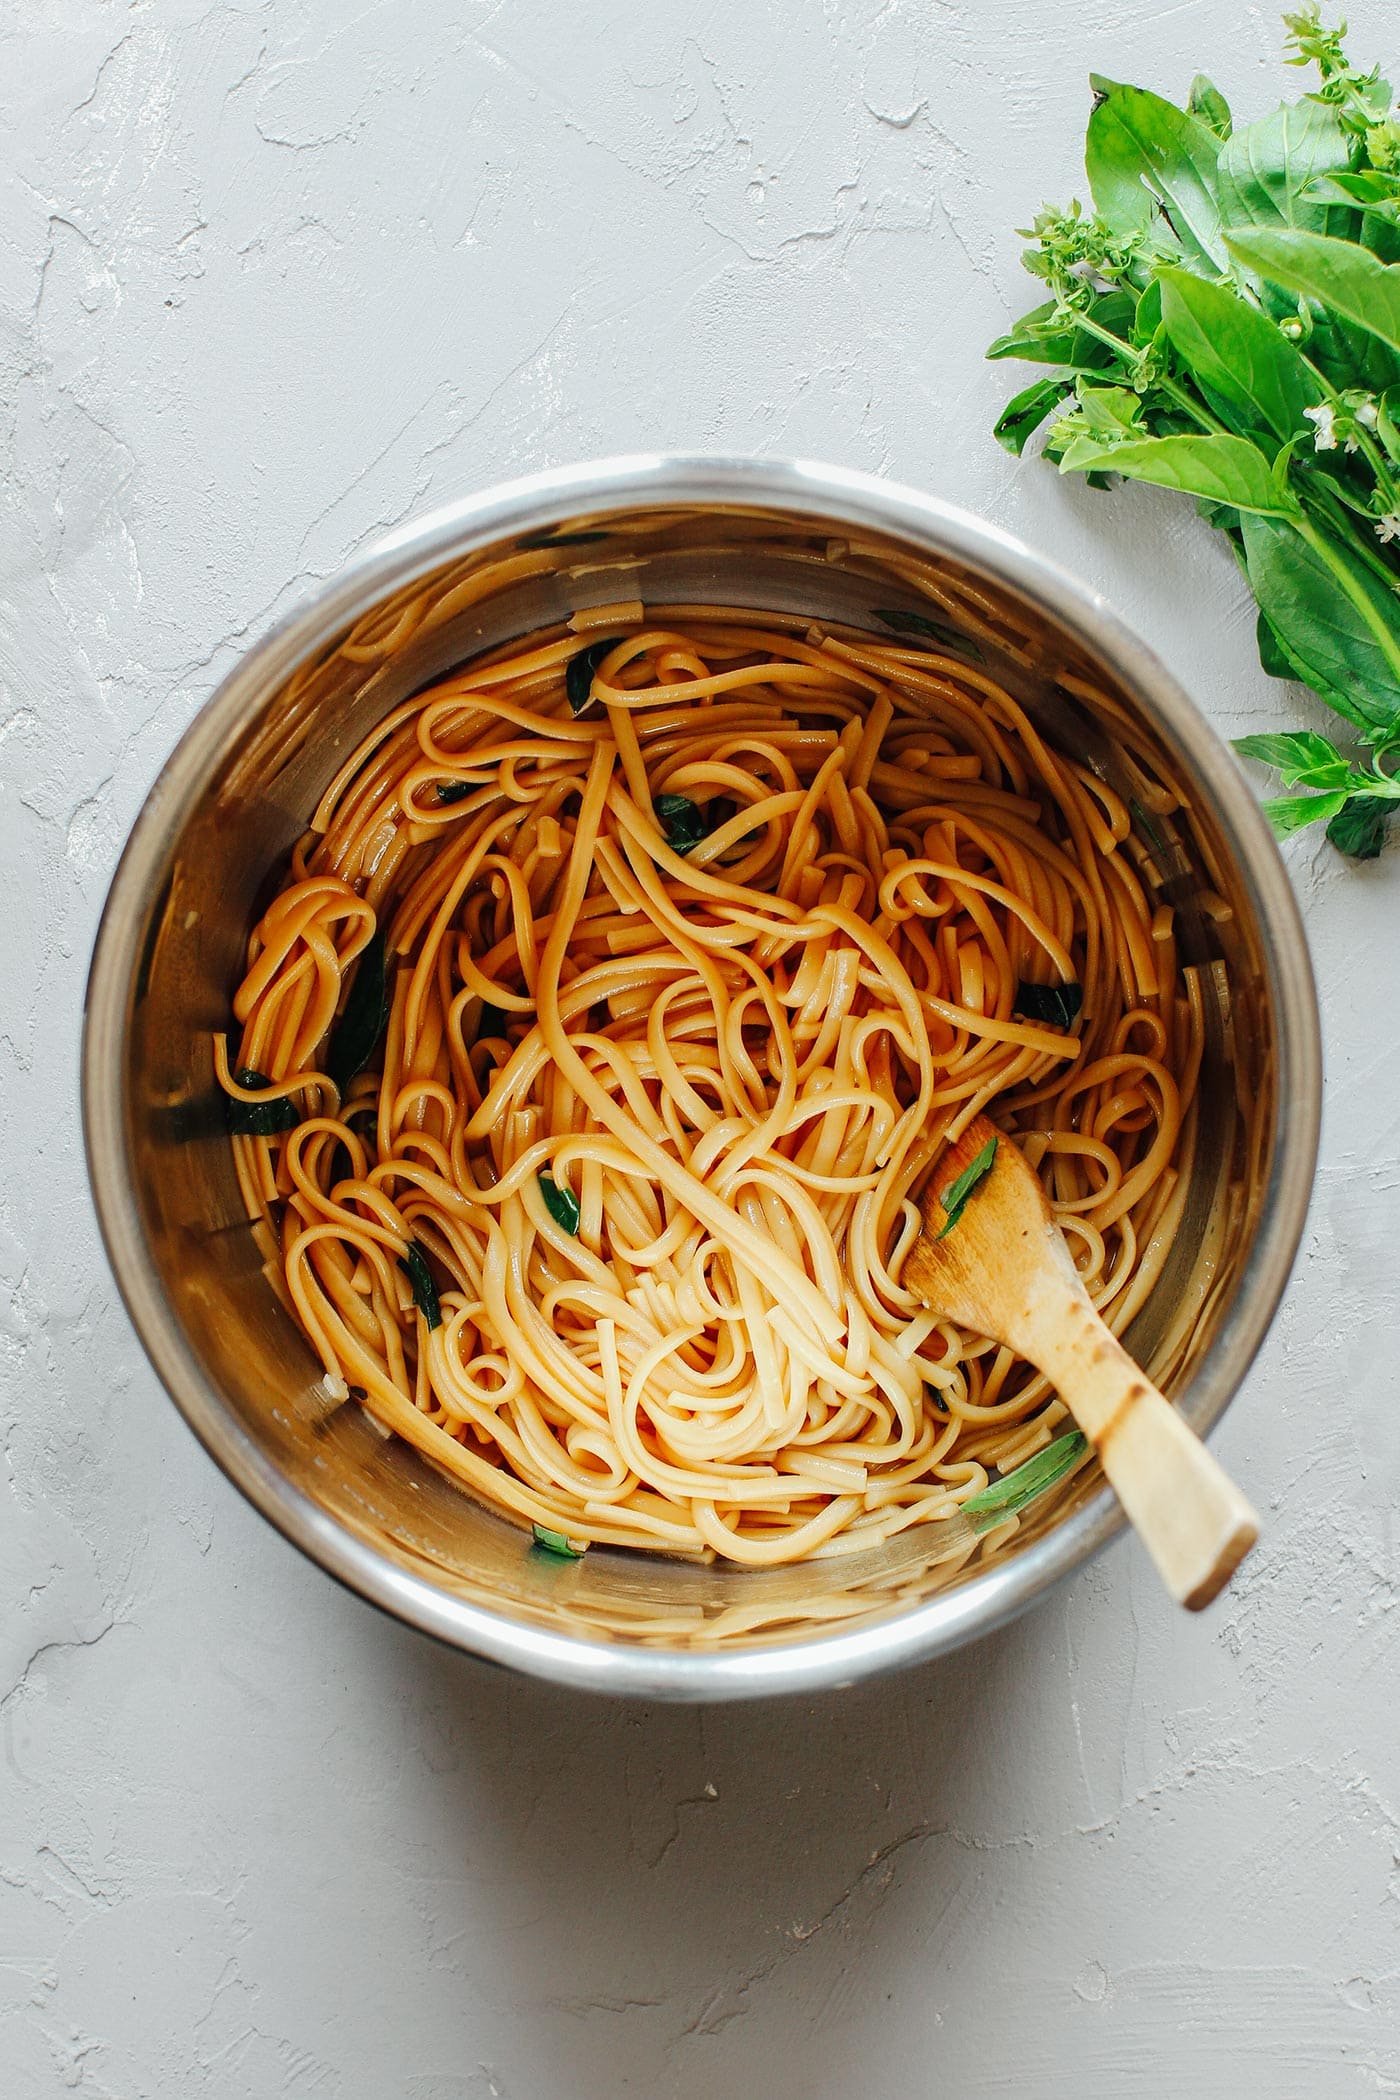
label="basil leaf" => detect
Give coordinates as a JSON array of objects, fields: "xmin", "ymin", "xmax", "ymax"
[
  {"xmin": 1131, "ymin": 276, "xmax": 1164, "ymax": 346},
  {"xmin": 398, "ymin": 1241, "xmax": 442, "ymax": 1329},
  {"xmin": 1057, "ymin": 432, "xmax": 1298, "ymax": 516},
  {"xmin": 963, "ymin": 1431, "xmax": 1089, "ymax": 1531},
  {"xmin": 1013, "ymin": 980, "xmax": 1084, "ymax": 1028},
  {"xmin": 1307, "ymin": 170, "xmax": 1400, "ymax": 217},
  {"xmin": 566, "ymin": 637, "xmax": 620, "ymax": 715},
  {"xmin": 436, "ymin": 779, "xmax": 473, "ymax": 804},
  {"xmin": 1158, "ymin": 266, "xmax": 1317, "ymax": 442},
  {"xmin": 873, "ymin": 606, "xmax": 979, "ymax": 657},
  {"xmin": 1074, "ymin": 383, "xmax": 1148, "ymax": 437},
  {"xmin": 1085, "ymin": 78, "xmax": 1227, "ymax": 270},
  {"xmin": 1263, "ymin": 790, "xmax": 1349, "ymax": 839},
  {"xmin": 1234, "ymin": 729, "xmax": 1353, "ymax": 793},
  {"xmin": 531, "ymin": 1523, "xmax": 583, "ymax": 1557},
  {"xmin": 1255, "ymin": 608, "xmax": 1298, "ymax": 681},
  {"xmin": 986, "ymin": 290, "xmax": 1137, "ymax": 368},
  {"xmin": 653, "ymin": 792, "xmax": 710, "ymax": 855},
  {"xmin": 1217, "ymin": 99, "xmax": 1355, "ymax": 238},
  {"xmin": 538, "ymin": 1172, "xmax": 581, "ymax": 1236},
  {"xmin": 1187, "ymin": 74, "xmax": 1232, "ymax": 141},
  {"xmin": 1224, "ymin": 227, "xmax": 1400, "ymax": 356},
  {"xmin": 226, "ymin": 1068, "xmax": 298, "ymax": 1138},
  {"xmin": 994, "ymin": 376, "xmax": 1073, "ymax": 456},
  {"xmin": 1240, "ymin": 511, "xmax": 1400, "ymax": 733},
  {"xmin": 1326, "ymin": 794, "xmax": 1393, "ymax": 859},
  {"xmin": 325, "ymin": 931, "xmax": 389, "ymax": 1094},
  {"xmin": 936, "ymin": 1135, "xmax": 998, "ymax": 1241}
]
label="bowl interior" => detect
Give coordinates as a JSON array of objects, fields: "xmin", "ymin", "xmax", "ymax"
[{"xmin": 88, "ymin": 473, "xmax": 1305, "ymax": 1689}]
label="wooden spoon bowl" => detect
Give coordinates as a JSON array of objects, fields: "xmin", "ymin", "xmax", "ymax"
[{"xmin": 904, "ymin": 1114, "xmax": 1258, "ymax": 1609}]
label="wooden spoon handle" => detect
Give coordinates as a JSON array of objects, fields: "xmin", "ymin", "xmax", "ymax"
[{"xmin": 1032, "ymin": 1304, "xmax": 1258, "ymax": 1610}]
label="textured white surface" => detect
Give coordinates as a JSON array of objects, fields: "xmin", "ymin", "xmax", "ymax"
[{"xmin": 4, "ymin": 2, "xmax": 1399, "ymax": 2093}]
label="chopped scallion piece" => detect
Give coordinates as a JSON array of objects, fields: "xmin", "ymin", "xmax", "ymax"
[
  {"xmin": 962, "ymin": 1431, "xmax": 1089, "ymax": 1532},
  {"xmin": 532, "ymin": 1523, "xmax": 584, "ymax": 1557},
  {"xmin": 538, "ymin": 1172, "xmax": 581, "ymax": 1235}
]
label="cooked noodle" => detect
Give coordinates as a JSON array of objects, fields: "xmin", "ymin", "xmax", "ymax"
[{"xmin": 216, "ymin": 610, "xmax": 1200, "ymax": 1567}]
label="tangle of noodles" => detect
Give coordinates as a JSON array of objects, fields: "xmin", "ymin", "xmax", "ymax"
[{"xmin": 216, "ymin": 610, "xmax": 1201, "ymax": 1568}]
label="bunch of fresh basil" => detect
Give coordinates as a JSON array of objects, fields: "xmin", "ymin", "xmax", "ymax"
[{"xmin": 989, "ymin": 6, "xmax": 1400, "ymax": 855}]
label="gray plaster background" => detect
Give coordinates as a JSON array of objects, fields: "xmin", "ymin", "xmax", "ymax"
[{"xmin": 3, "ymin": 1, "xmax": 1399, "ymax": 2093}]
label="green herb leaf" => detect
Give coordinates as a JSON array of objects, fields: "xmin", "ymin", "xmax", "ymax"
[
  {"xmin": 1085, "ymin": 78, "xmax": 1227, "ymax": 270},
  {"xmin": 436, "ymin": 779, "xmax": 474, "ymax": 805},
  {"xmin": 1240, "ymin": 511, "xmax": 1400, "ymax": 733},
  {"xmin": 1187, "ymin": 74, "xmax": 1232, "ymax": 141},
  {"xmin": 1306, "ymin": 169, "xmax": 1400, "ymax": 216},
  {"xmin": 1157, "ymin": 265, "xmax": 1317, "ymax": 441},
  {"xmin": 962, "ymin": 1431, "xmax": 1089, "ymax": 1531},
  {"xmin": 531, "ymin": 1523, "xmax": 584, "ymax": 1557},
  {"xmin": 325, "ymin": 931, "xmax": 389, "ymax": 1094},
  {"xmin": 936, "ymin": 1135, "xmax": 998, "ymax": 1241},
  {"xmin": 1014, "ymin": 980, "xmax": 1084, "ymax": 1028},
  {"xmin": 988, "ymin": 10, "xmax": 1400, "ymax": 864},
  {"xmin": 994, "ymin": 377, "xmax": 1074, "ymax": 455},
  {"xmin": 653, "ymin": 792, "xmax": 710, "ymax": 855},
  {"xmin": 1234, "ymin": 728, "xmax": 1354, "ymax": 792},
  {"xmin": 1073, "ymin": 383, "xmax": 1149, "ymax": 438},
  {"xmin": 1255, "ymin": 607, "xmax": 1299, "ymax": 680},
  {"xmin": 538, "ymin": 1172, "xmax": 581, "ymax": 1236},
  {"xmin": 399, "ymin": 1241, "xmax": 442, "ymax": 1329},
  {"xmin": 1224, "ymin": 226, "xmax": 1400, "ymax": 356},
  {"xmin": 873, "ymin": 605, "xmax": 978, "ymax": 656},
  {"xmin": 1263, "ymin": 789, "xmax": 1350, "ymax": 838},
  {"xmin": 226, "ymin": 1068, "xmax": 299, "ymax": 1138},
  {"xmin": 566, "ymin": 637, "xmax": 620, "ymax": 715},
  {"xmin": 1057, "ymin": 431, "xmax": 1298, "ymax": 516},
  {"xmin": 1217, "ymin": 97, "xmax": 1356, "ymax": 237},
  {"xmin": 1326, "ymin": 793, "xmax": 1394, "ymax": 858},
  {"xmin": 986, "ymin": 290, "xmax": 1138, "ymax": 368}
]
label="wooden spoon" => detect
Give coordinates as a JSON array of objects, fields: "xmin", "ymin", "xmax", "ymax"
[{"xmin": 904, "ymin": 1114, "xmax": 1258, "ymax": 1610}]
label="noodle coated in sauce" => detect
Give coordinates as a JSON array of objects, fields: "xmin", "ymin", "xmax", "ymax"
[{"xmin": 217, "ymin": 612, "xmax": 1197, "ymax": 1567}]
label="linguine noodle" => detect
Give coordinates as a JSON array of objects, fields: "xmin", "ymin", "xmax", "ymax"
[{"xmin": 217, "ymin": 609, "xmax": 1199, "ymax": 1568}]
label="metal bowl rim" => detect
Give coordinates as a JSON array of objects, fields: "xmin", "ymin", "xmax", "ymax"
[{"xmin": 81, "ymin": 453, "xmax": 1322, "ymax": 1699}]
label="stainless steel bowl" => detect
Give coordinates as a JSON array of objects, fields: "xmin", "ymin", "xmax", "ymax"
[{"xmin": 82, "ymin": 456, "xmax": 1320, "ymax": 1699}]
